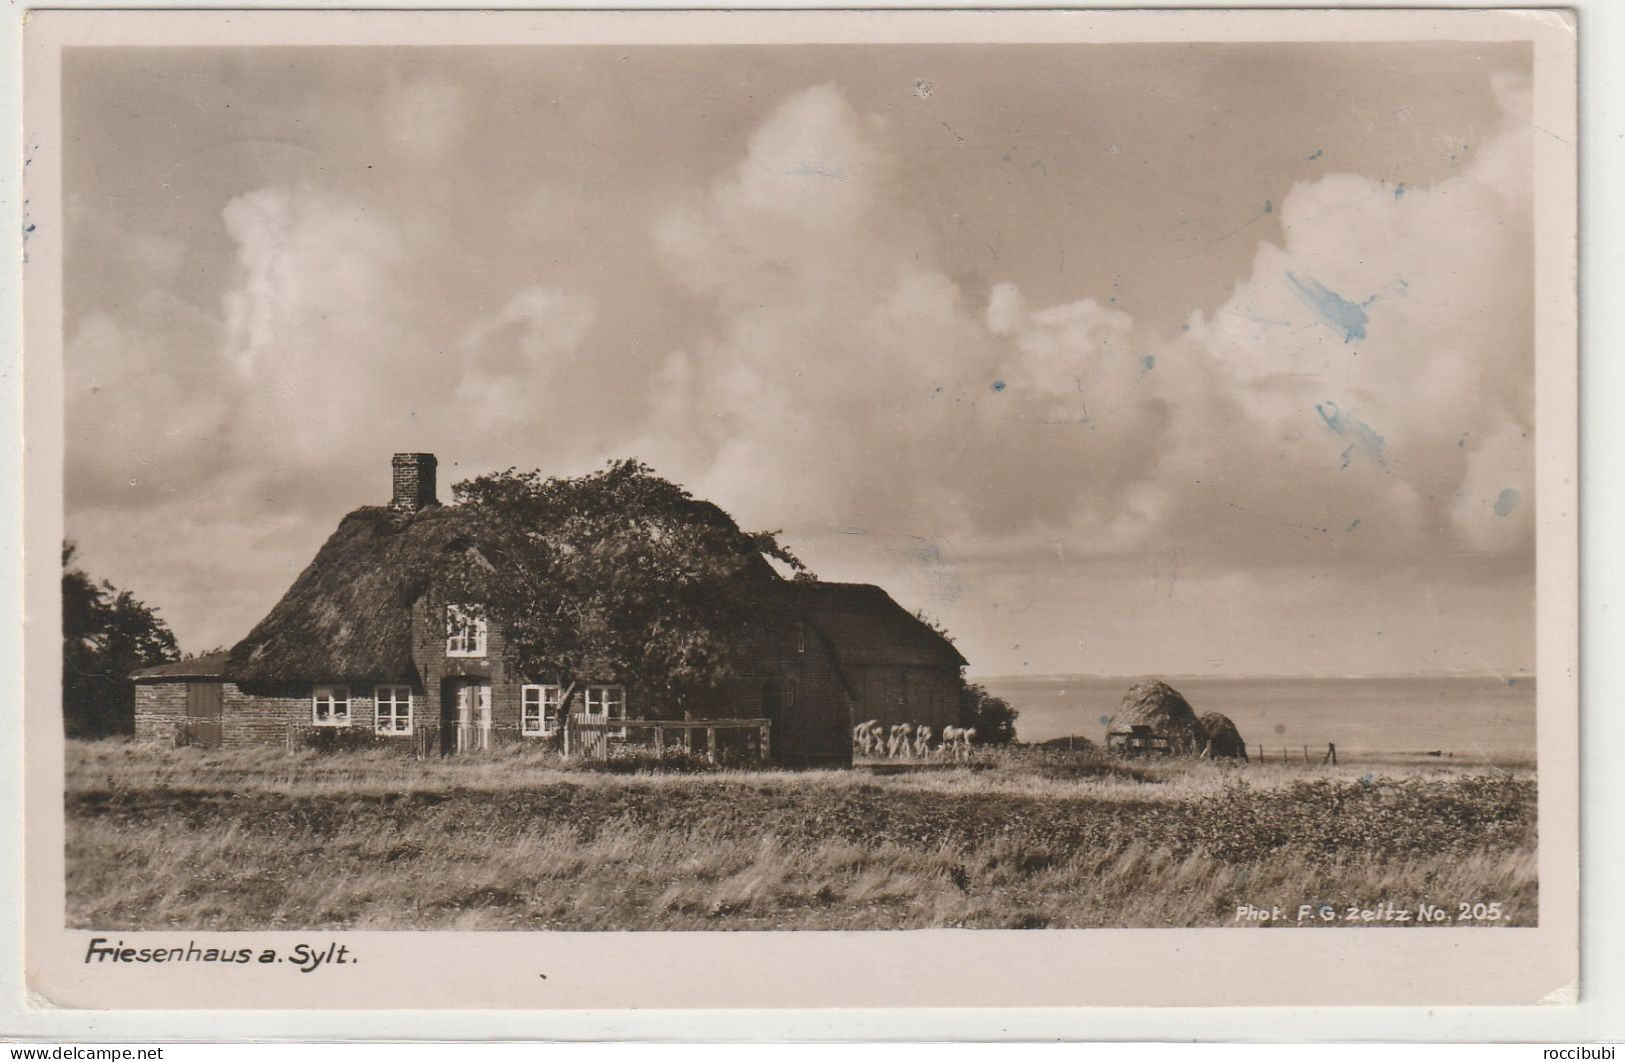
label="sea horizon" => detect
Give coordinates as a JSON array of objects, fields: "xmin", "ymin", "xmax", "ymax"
[
  {"xmin": 974, "ymin": 672, "xmax": 1537, "ymax": 758},
  {"xmin": 969, "ymin": 670, "xmax": 1537, "ymax": 683}
]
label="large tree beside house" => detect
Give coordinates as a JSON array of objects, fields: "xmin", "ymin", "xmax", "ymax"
[{"xmin": 437, "ymin": 459, "xmax": 808, "ymax": 717}]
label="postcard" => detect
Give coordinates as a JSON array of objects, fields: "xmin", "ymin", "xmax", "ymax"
[{"xmin": 17, "ymin": 7, "xmax": 1578, "ymax": 1017}]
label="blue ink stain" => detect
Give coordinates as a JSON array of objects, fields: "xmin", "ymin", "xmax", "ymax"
[
  {"xmin": 1360, "ymin": 772, "xmax": 1375, "ymax": 789},
  {"xmin": 1504, "ymin": 677, "xmax": 1519, "ymax": 687},
  {"xmin": 1457, "ymin": 433, "xmax": 1468, "ymax": 448},
  {"xmin": 1098, "ymin": 715, "xmax": 1112, "ymax": 727},
  {"xmin": 1263, "ymin": 200, "xmax": 1273, "ymax": 214},
  {"xmin": 1394, "ymin": 183, "xmax": 1406, "ymax": 199},
  {"xmin": 1308, "ymin": 149, "xmax": 1324, "ymax": 161},
  {"xmin": 1493, "ymin": 487, "xmax": 1521, "ymax": 517},
  {"xmin": 1315, "ymin": 400, "xmax": 1386, "ymax": 467},
  {"xmin": 1346, "ymin": 518, "xmax": 1361, "ymax": 532},
  {"xmin": 1140, "ymin": 355, "xmax": 1155, "ymax": 374},
  {"xmin": 1286, "ymin": 271, "xmax": 1370, "ymax": 342},
  {"xmin": 991, "ymin": 379, "xmax": 1007, "ymax": 393},
  {"xmin": 1181, "ymin": 323, "xmax": 1190, "ymax": 332}
]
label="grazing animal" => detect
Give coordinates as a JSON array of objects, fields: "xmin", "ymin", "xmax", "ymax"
[
  {"xmin": 852, "ymin": 720, "xmax": 881, "ymax": 758},
  {"xmin": 913, "ymin": 724, "xmax": 934, "ymax": 758},
  {"xmin": 888, "ymin": 722, "xmax": 914, "ymax": 758}
]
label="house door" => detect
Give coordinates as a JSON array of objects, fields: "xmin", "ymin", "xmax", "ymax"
[
  {"xmin": 442, "ymin": 679, "xmax": 492, "ymax": 753},
  {"xmin": 184, "ymin": 681, "xmax": 224, "ymax": 748},
  {"xmin": 760, "ymin": 680, "xmax": 782, "ymax": 740},
  {"xmin": 757, "ymin": 685, "xmax": 783, "ymax": 759}
]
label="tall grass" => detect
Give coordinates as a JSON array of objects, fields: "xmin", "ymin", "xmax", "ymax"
[{"xmin": 64, "ymin": 739, "xmax": 1537, "ymax": 930}]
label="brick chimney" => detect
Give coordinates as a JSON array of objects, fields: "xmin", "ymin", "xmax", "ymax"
[{"xmin": 390, "ymin": 453, "xmax": 438, "ymax": 511}]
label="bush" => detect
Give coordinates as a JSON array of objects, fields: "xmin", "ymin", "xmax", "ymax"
[
  {"xmin": 959, "ymin": 683, "xmax": 1018, "ymax": 745},
  {"xmin": 294, "ymin": 727, "xmax": 383, "ymax": 753},
  {"xmin": 573, "ymin": 747, "xmax": 720, "ymax": 774}
]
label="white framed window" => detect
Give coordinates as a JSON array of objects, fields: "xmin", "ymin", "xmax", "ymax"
[
  {"xmin": 586, "ymin": 685, "xmax": 627, "ymax": 738},
  {"xmin": 374, "ymin": 686, "xmax": 414, "ymax": 734},
  {"xmin": 312, "ymin": 685, "xmax": 351, "ymax": 727},
  {"xmin": 521, "ymin": 684, "xmax": 563, "ymax": 737},
  {"xmin": 445, "ymin": 605, "xmax": 487, "ymax": 657}
]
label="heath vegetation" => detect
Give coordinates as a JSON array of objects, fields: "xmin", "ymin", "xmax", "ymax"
[{"xmin": 65, "ymin": 739, "xmax": 1536, "ymax": 931}]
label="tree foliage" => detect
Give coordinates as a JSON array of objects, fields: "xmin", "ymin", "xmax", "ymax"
[
  {"xmin": 437, "ymin": 460, "xmax": 807, "ymax": 716},
  {"xmin": 62, "ymin": 542, "xmax": 180, "ymax": 737},
  {"xmin": 959, "ymin": 682, "xmax": 1018, "ymax": 745}
]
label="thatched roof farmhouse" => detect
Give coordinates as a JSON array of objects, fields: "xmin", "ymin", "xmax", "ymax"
[{"xmin": 133, "ymin": 454, "xmax": 965, "ymax": 765}]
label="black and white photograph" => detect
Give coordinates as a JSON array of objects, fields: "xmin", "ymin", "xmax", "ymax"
[{"xmin": 18, "ymin": 8, "xmax": 1580, "ymax": 1012}]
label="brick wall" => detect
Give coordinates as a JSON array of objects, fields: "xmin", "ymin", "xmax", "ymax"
[
  {"xmin": 134, "ymin": 683, "xmax": 185, "ymax": 740},
  {"xmin": 139, "ymin": 591, "xmax": 895, "ymax": 765},
  {"xmin": 411, "ymin": 595, "xmax": 525, "ymax": 749},
  {"xmin": 681, "ymin": 616, "xmax": 853, "ymax": 766},
  {"xmin": 390, "ymin": 453, "xmax": 438, "ymax": 511},
  {"xmin": 847, "ymin": 665, "xmax": 960, "ymax": 733},
  {"xmin": 410, "ymin": 593, "xmax": 856, "ymax": 764},
  {"xmin": 139, "ymin": 679, "xmax": 434, "ymax": 747}
]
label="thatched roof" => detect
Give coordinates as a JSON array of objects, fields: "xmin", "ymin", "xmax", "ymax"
[
  {"xmin": 786, "ymin": 581, "xmax": 967, "ymax": 670},
  {"xmin": 225, "ymin": 505, "xmax": 474, "ymax": 684},
  {"xmin": 1106, "ymin": 680, "xmax": 1207, "ymax": 754},
  {"xmin": 1198, "ymin": 711, "xmax": 1249, "ymax": 760},
  {"xmin": 207, "ymin": 491, "xmax": 965, "ymax": 685},
  {"xmin": 132, "ymin": 652, "xmax": 229, "ymax": 681}
]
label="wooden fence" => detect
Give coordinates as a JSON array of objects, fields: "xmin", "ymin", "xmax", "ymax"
[
  {"xmin": 1254, "ymin": 742, "xmax": 1338, "ymax": 765},
  {"xmin": 563, "ymin": 715, "xmax": 772, "ymax": 763}
]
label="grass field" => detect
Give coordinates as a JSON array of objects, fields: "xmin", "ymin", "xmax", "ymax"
[{"xmin": 64, "ymin": 739, "xmax": 1536, "ymax": 930}]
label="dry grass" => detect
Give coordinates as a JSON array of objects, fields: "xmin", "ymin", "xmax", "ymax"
[{"xmin": 65, "ymin": 739, "xmax": 1537, "ymax": 930}]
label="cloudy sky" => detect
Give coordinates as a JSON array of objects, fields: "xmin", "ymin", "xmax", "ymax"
[{"xmin": 62, "ymin": 42, "xmax": 1535, "ymax": 677}]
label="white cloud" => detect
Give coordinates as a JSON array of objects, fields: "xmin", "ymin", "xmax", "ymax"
[
  {"xmin": 61, "ymin": 63, "xmax": 1537, "ymax": 672},
  {"xmin": 456, "ymin": 286, "xmax": 598, "ymax": 422},
  {"xmin": 1150, "ymin": 72, "xmax": 1535, "ymax": 566},
  {"xmin": 642, "ymin": 74, "xmax": 1535, "ymax": 608}
]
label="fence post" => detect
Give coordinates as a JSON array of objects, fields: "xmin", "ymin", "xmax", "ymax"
[{"xmin": 761, "ymin": 722, "xmax": 771, "ymax": 762}]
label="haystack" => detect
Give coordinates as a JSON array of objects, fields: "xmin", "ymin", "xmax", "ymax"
[
  {"xmin": 1106, "ymin": 680, "xmax": 1207, "ymax": 756},
  {"xmin": 1198, "ymin": 711, "xmax": 1248, "ymax": 760}
]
